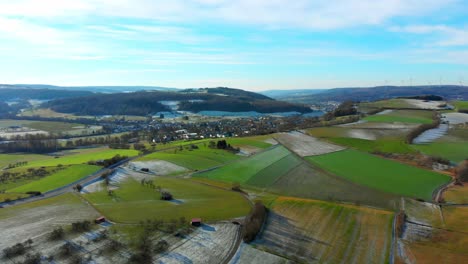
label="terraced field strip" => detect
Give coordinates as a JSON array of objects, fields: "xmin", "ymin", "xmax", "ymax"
[
  {"xmin": 22, "ymin": 148, "xmax": 139, "ymax": 168},
  {"xmin": 275, "ymin": 131, "xmax": 345, "ymax": 156},
  {"xmin": 363, "ymin": 110, "xmax": 434, "ymax": 124},
  {"xmin": 83, "ymin": 177, "xmax": 251, "ymax": 223},
  {"xmin": 327, "ymin": 137, "xmax": 415, "ymax": 154},
  {"xmin": 307, "ymin": 149, "xmax": 451, "ymax": 200},
  {"xmin": 245, "ymin": 154, "xmax": 302, "ymax": 187},
  {"xmin": 194, "ymin": 145, "xmax": 290, "ymax": 183},
  {"xmin": 7, "ymin": 164, "xmax": 101, "ymax": 193},
  {"xmin": 256, "ymin": 197, "xmax": 393, "ymax": 263},
  {"xmin": 412, "ymin": 142, "xmax": 468, "ymax": 163}
]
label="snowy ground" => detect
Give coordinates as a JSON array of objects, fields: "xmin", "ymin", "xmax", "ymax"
[
  {"xmin": 155, "ymin": 223, "xmax": 240, "ymax": 264},
  {"xmin": 230, "ymin": 243, "xmax": 291, "ymax": 264},
  {"xmin": 276, "ymin": 131, "xmax": 345, "ymax": 156},
  {"xmin": 443, "ymin": 112, "xmax": 468, "ymax": 124},
  {"xmin": 129, "ymin": 160, "xmax": 188, "ymax": 176},
  {"xmin": 404, "ymin": 99, "xmax": 447, "ymax": 109}
]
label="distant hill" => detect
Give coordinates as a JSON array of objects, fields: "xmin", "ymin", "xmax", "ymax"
[
  {"xmin": 272, "ymin": 85, "xmax": 468, "ymax": 104},
  {"xmin": 0, "ymin": 86, "xmax": 94, "ymax": 101},
  {"xmin": 44, "ymin": 88, "xmax": 312, "ymax": 116},
  {"xmin": 260, "ymin": 89, "xmax": 328, "ymax": 98},
  {"xmin": 5, "ymin": 84, "xmax": 179, "ymax": 93}
]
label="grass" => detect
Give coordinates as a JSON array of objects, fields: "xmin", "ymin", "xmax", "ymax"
[
  {"xmin": 0, "ymin": 193, "xmax": 85, "ymax": 219},
  {"xmin": 0, "ymin": 192, "xmax": 28, "ymax": 202},
  {"xmin": 0, "ymin": 153, "xmax": 50, "ymax": 169},
  {"xmin": 8, "ymin": 164, "xmax": 100, "ymax": 193},
  {"xmin": 328, "ymin": 137, "xmax": 415, "ymax": 154},
  {"xmin": 83, "ymin": 177, "xmax": 251, "ymax": 223},
  {"xmin": 443, "ymin": 185, "xmax": 468, "ymax": 204},
  {"xmin": 412, "ymin": 142, "xmax": 468, "ymax": 163},
  {"xmin": 22, "ymin": 148, "xmax": 139, "ymax": 168},
  {"xmin": 442, "ymin": 206, "xmax": 468, "ymax": 233},
  {"xmin": 360, "ymin": 99, "xmax": 414, "ymax": 109},
  {"xmin": 245, "ymin": 154, "xmax": 302, "ymax": 187},
  {"xmin": 363, "ymin": 110, "xmax": 434, "ymax": 124},
  {"xmin": 195, "ymin": 146, "xmax": 290, "ymax": 183},
  {"xmin": 138, "ymin": 145, "xmax": 239, "ymax": 170},
  {"xmin": 452, "ymin": 101, "xmax": 468, "ymax": 112},
  {"xmin": 256, "ymin": 196, "xmax": 394, "ymax": 264},
  {"xmin": 307, "ymin": 149, "xmax": 451, "ymax": 200}
]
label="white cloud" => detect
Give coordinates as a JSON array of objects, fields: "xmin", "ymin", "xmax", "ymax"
[
  {"xmin": 0, "ymin": 0, "xmax": 457, "ymax": 29},
  {"xmin": 390, "ymin": 24, "xmax": 468, "ymax": 46}
]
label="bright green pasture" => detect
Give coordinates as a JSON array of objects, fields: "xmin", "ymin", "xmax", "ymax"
[
  {"xmin": 138, "ymin": 145, "xmax": 239, "ymax": 170},
  {"xmin": 195, "ymin": 146, "xmax": 290, "ymax": 183},
  {"xmin": 0, "ymin": 153, "xmax": 49, "ymax": 169},
  {"xmin": 307, "ymin": 149, "xmax": 451, "ymax": 200},
  {"xmin": 245, "ymin": 154, "xmax": 302, "ymax": 187},
  {"xmin": 453, "ymin": 101, "xmax": 468, "ymax": 111},
  {"xmin": 22, "ymin": 148, "xmax": 139, "ymax": 168},
  {"xmin": 84, "ymin": 178, "xmax": 251, "ymax": 223},
  {"xmin": 412, "ymin": 142, "xmax": 468, "ymax": 163},
  {"xmin": 364, "ymin": 110, "xmax": 433, "ymax": 124},
  {"xmin": 328, "ymin": 137, "xmax": 415, "ymax": 154},
  {"xmin": 8, "ymin": 164, "xmax": 100, "ymax": 193},
  {"xmin": 227, "ymin": 136, "xmax": 273, "ymax": 149},
  {"xmin": 360, "ymin": 99, "xmax": 413, "ymax": 109}
]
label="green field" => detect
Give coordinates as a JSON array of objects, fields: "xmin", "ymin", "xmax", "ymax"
[
  {"xmin": 138, "ymin": 145, "xmax": 239, "ymax": 170},
  {"xmin": 453, "ymin": 101, "xmax": 468, "ymax": 112},
  {"xmin": 308, "ymin": 149, "xmax": 451, "ymax": 200},
  {"xmin": 227, "ymin": 136, "xmax": 273, "ymax": 149},
  {"xmin": 360, "ymin": 99, "xmax": 414, "ymax": 109},
  {"xmin": 328, "ymin": 137, "xmax": 415, "ymax": 154},
  {"xmin": 413, "ymin": 142, "xmax": 468, "ymax": 162},
  {"xmin": 8, "ymin": 164, "xmax": 100, "ymax": 193},
  {"xmin": 245, "ymin": 154, "xmax": 302, "ymax": 187},
  {"xmin": 22, "ymin": 148, "xmax": 139, "ymax": 168},
  {"xmin": 195, "ymin": 146, "xmax": 290, "ymax": 183},
  {"xmin": 0, "ymin": 153, "xmax": 50, "ymax": 169},
  {"xmin": 84, "ymin": 177, "xmax": 251, "ymax": 223},
  {"xmin": 364, "ymin": 110, "xmax": 433, "ymax": 124},
  {"xmin": 0, "ymin": 119, "xmax": 94, "ymax": 134}
]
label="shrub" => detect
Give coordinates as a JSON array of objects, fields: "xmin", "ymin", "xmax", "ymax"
[
  {"xmin": 49, "ymin": 227, "xmax": 65, "ymax": 241},
  {"xmin": 242, "ymin": 202, "xmax": 267, "ymax": 242}
]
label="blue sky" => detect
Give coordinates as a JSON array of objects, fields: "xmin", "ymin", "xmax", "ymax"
[{"xmin": 0, "ymin": 0, "xmax": 467, "ymax": 91}]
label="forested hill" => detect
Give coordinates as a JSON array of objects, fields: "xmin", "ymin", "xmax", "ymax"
[
  {"xmin": 0, "ymin": 87, "xmax": 94, "ymax": 101},
  {"xmin": 44, "ymin": 88, "xmax": 312, "ymax": 116},
  {"xmin": 272, "ymin": 85, "xmax": 468, "ymax": 103}
]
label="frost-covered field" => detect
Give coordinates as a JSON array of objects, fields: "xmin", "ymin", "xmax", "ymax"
[{"xmin": 276, "ymin": 131, "xmax": 345, "ymax": 156}]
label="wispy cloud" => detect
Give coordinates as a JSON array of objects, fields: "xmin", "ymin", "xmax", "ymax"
[{"xmin": 390, "ymin": 24, "xmax": 468, "ymax": 46}]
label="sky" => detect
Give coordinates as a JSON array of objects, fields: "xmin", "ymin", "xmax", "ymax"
[{"xmin": 0, "ymin": 0, "xmax": 467, "ymax": 91}]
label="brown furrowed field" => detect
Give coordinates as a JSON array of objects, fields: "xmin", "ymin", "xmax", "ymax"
[
  {"xmin": 254, "ymin": 197, "xmax": 394, "ymax": 263},
  {"xmin": 443, "ymin": 184, "xmax": 468, "ymax": 204}
]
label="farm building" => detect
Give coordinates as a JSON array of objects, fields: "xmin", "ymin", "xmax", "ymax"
[
  {"xmin": 191, "ymin": 218, "xmax": 202, "ymax": 227},
  {"xmin": 95, "ymin": 216, "xmax": 106, "ymax": 224}
]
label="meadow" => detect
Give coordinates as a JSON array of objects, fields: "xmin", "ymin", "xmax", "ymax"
[
  {"xmin": 327, "ymin": 137, "xmax": 415, "ymax": 154},
  {"xmin": 363, "ymin": 110, "xmax": 434, "ymax": 124},
  {"xmin": 307, "ymin": 149, "xmax": 451, "ymax": 200},
  {"xmin": 83, "ymin": 177, "xmax": 251, "ymax": 223},
  {"xmin": 453, "ymin": 100, "xmax": 468, "ymax": 111},
  {"xmin": 7, "ymin": 164, "xmax": 100, "ymax": 193},
  {"xmin": 412, "ymin": 142, "xmax": 468, "ymax": 163},
  {"xmin": 138, "ymin": 145, "xmax": 240, "ymax": 171},
  {"xmin": 22, "ymin": 147, "xmax": 139, "ymax": 168},
  {"xmin": 194, "ymin": 146, "xmax": 290, "ymax": 183},
  {"xmin": 256, "ymin": 196, "xmax": 394, "ymax": 264}
]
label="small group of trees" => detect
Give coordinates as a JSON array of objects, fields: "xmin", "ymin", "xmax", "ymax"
[
  {"xmin": 323, "ymin": 101, "xmax": 357, "ymax": 120},
  {"xmin": 71, "ymin": 220, "xmax": 91, "ymax": 233},
  {"xmin": 455, "ymin": 160, "xmax": 468, "ymax": 183},
  {"xmin": 6, "ymin": 161, "xmax": 28, "ymax": 169},
  {"xmin": 2, "ymin": 239, "xmax": 33, "ymax": 259},
  {"xmin": 208, "ymin": 140, "xmax": 240, "ymax": 153},
  {"xmin": 88, "ymin": 154, "xmax": 128, "ymax": 167},
  {"xmin": 242, "ymin": 202, "xmax": 267, "ymax": 242}
]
